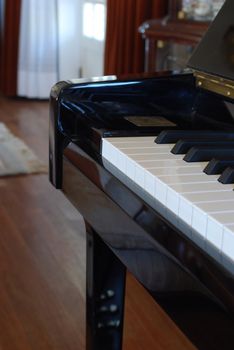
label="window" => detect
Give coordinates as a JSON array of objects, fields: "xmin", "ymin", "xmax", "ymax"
[{"xmin": 83, "ymin": 1, "xmax": 106, "ymax": 41}]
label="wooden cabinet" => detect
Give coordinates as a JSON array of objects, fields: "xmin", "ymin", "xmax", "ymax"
[{"xmin": 139, "ymin": 0, "xmax": 210, "ymax": 72}]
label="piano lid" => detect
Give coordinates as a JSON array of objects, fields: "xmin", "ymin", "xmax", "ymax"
[{"xmin": 187, "ymin": 0, "xmax": 234, "ymax": 99}]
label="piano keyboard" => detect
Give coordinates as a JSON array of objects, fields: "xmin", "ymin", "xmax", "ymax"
[{"xmin": 102, "ymin": 135, "xmax": 234, "ymax": 274}]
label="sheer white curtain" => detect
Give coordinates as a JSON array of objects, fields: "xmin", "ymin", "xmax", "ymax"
[
  {"xmin": 81, "ymin": 0, "xmax": 106, "ymax": 78},
  {"xmin": 17, "ymin": 0, "xmax": 106, "ymax": 99},
  {"xmin": 17, "ymin": 0, "xmax": 58, "ymax": 98},
  {"xmin": 0, "ymin": 0, "xmax": 4, "ymax": 31}
]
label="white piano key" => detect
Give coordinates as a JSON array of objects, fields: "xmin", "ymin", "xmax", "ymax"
[
  {"xmin": 144, "ymin": 169, "xmax": 155, "ymax": 194},
  {"xmin": 120, "ymin": 146, "xmax": 176, "ymax": 156},
  {"xmin": 183, "ymin": 190, "xmax": 234, "ymax": 204},
  {"xmin": 107, "ymin": 136, "xmax": 156, "ymax": 144},
  {"xmin": 191, "ymin": 206, "xmax": 207, "ymax": 238},
  {"xmin": 135, "ymin": 163, "xmax": 145, "ymax": 187},
  {"xmin": 206, "ymin": 217, "xmax": 223, "ymax": 251},
  {"xmin": 136, "ymin": 159, "xmax": 198, "ymax": 168},
  {"xmin": 155, "ymin": 178, "xmax": 168, "ymax": 205},
  {"xmin": 102, "ymin": 136, "xmax": 234, "ymax": 273},
  {"xmin": 130, "ymin": 153, "xmax": 183, "ymax": 162},
  {"xmin": 102, "ymin": 138, "xmax": 112, "ymax": 161},
  {"xmin": 166, "ymin": 187, "xmax": 180, "ymax": 215},
  {"xmin": 181, "ymin": 199, "xmax": 234, "ymax": 242},
  {"xmin": 178, "ymin": 196, "xmax": 193, "ymax": 225},
  {"xmin": 117, "ymin": 139, "xmax": 171, "ymax": 148},
  {"xmin": 114, "ymin": 142, "xmax": 170, "ymax": 149},
  {"xmin": 116, "ymin": 150, "xmax": 127, "ymax": 172},
  {"xmin": 126, "ymin": 157, "xmax": 135, "ymax": 180},
  {"xmin": 196, "ymin": 200, "xmax": 234, "ymax": 213},
  {"xmin": 182, "ymin": 195, "xmax": 234, "ymax": 238},
  {"xmin": 103, "ymin": 139, "xmax": 126, "ymax": 167},
  {"xmin": 209, "ymin": 211, "xmax": 234, "ymax": 225},
  {"xmin": 170, "ymin": 182, "xmax": 233, "ymax": 194},
  {"xmin": 222, "ymin": 224, "xmax": 234, "ymax": 262},
  {"xmin": 149, "ymin": 164, "xmax": 207, "ymax": 176},
  {"xmin": 158, "ymin": 173, "xmax": 218, "ymax": 185},
  {"xmin": 167, "ymin": 182, "xmax": 233, "ymax": 217}
]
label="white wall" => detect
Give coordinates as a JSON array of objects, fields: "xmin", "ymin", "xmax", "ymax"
[
  {"xmin": 58, "ymin": 0, "xmax": 106, "ymax": 81},
  {"xmin": 17, "ymin": 0, "xmax": 106, "ymax": 98},
  {"xmin": 57, "ymin": 0, "xmax": 83, "ymax": 81},
  {"xmin": 80, "ymin": 0, "xmax": 106, "ymax": 78},
  {"xmin": 0, "ymin": 0, "xmax": 5, "ymax": 34}
]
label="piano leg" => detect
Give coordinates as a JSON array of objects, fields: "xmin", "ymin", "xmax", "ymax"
[{"xmin": 85, "ymin": 221, "xmax": 126, "ymax": 350}]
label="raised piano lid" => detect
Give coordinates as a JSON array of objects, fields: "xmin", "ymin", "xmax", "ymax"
[{"xmin": 187, "ymin": 0, "xmax": 234, "ymax": 99}]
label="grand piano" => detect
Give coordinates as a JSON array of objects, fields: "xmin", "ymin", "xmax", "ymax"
[{"xmin": 49, "ymin": 1, "xmax": 234, "ymax": 349}]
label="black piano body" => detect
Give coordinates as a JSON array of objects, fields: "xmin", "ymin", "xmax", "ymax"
[{"xmin": 49, "ymin": 1, "xmax": 234, "ymax": 349}]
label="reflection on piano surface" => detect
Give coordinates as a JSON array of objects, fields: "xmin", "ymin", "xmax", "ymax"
[{"xmin": 49, "ymin": 1, "xmax": 234, "ymax": 349}]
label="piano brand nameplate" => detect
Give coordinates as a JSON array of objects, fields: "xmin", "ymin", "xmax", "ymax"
[{"xmin": 125, "ymin": 116, "xmax": 177, "ymax": 127}]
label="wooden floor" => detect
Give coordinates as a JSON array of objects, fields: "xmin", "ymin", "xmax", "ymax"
[{"xmin": 0, "ymin": 96, "xmax": 195, "ymax": 350}]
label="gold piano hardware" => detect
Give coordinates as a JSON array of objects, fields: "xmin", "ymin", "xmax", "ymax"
[
  {"xmin": 194, "ymin": 71, "xmax": 234, "ymax": 99},
  {"xmin": 177, "ymin": 10, "xmax": 185, "ymax": 20},
  {"xmin": 157, "ymin": 40, "xmax": 165, "ymax": 49}
]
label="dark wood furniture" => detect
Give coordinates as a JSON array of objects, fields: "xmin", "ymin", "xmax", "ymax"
[{"xmin": 139, "ymin": 0, "xmax": 209, "ymax": 72}]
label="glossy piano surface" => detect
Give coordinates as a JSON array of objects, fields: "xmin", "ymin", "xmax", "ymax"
[
  {"xmin": 188, "ymin": 0, "xmax": 234, "ymax": 80},
  {"xmin": 62, "ymin": 140, "xmax": 234, "ymax": 350},
  {"xmin": 49, "ymin": 71, "xmax": 234, "ymax": 350},
  {"xmin": 50, "ymin": 71, "xmax": 234, "ymax": 189},
  {"xmin": 49, "ymin": 2, "xmax": 234, "ymax": 348}
]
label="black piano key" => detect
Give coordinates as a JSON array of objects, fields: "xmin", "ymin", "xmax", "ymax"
[
  {"xmin": 184, "ymin": 147, "xmax": 234, "ymax": 162},
  {"xmin": 204, "ymin": 158, "xmax": 234, "ymax": 175},
  {"xmin": 218, "ymin": 167, "xmax": 234, "ymax": 184},
  {"xmin": 155, "ymin": 130, "xmax": 234, "ymax": 144},
  {"xmin": 171, "ymin": 140, "xmax": 234, "ymax": 154}
]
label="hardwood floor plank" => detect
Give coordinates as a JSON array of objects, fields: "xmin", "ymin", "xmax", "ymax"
[
  {"xmin": 0, "ymin": 96, "xmax": 195, "ymax": 349},
  {"xmin": 0, "ymin": 181, "xmax": 85, "ymax": 350},
  {"xmin": 123, "ymin": 274, "xmax": 196, "ymax": 350}
]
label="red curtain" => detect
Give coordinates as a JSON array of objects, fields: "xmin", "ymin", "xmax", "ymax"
[
  {"xmin": 0, "ymin": 0, "xmax": 21, "ymax": 96},
  {"xmin": 104, "ymin": 0, "xmax": 167, "ymax": 76}
]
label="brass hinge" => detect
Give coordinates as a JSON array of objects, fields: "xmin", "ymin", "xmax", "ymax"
[{"xmin": 194, "ymin": 71, "xmax": 234, "ymax": 99}]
